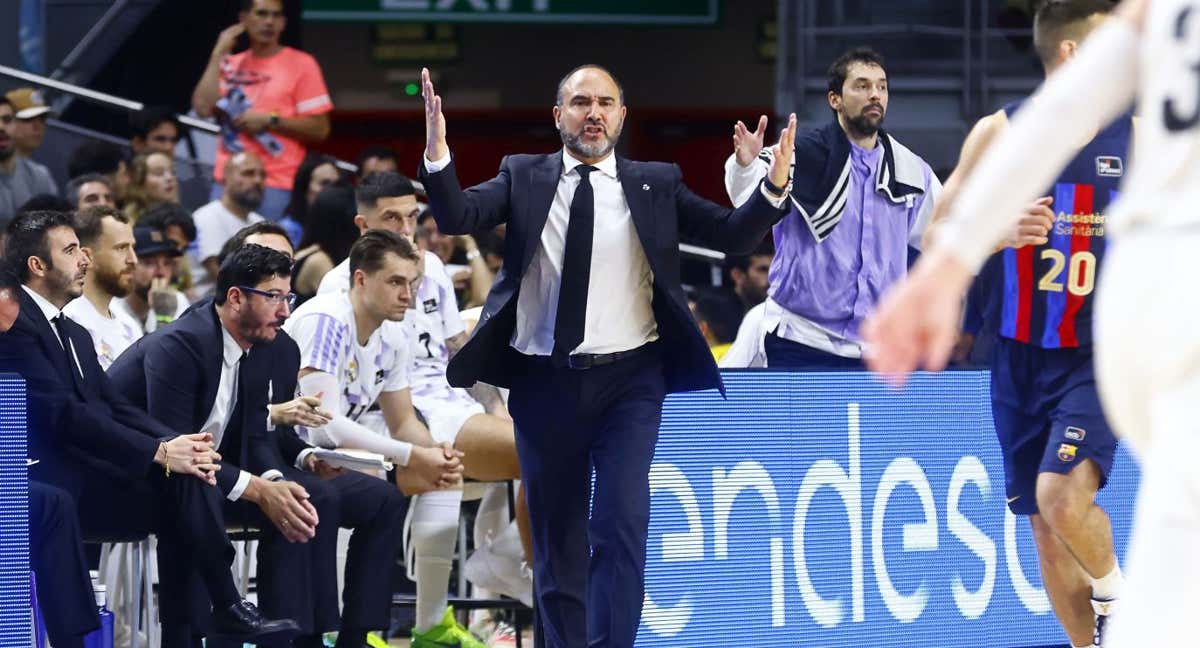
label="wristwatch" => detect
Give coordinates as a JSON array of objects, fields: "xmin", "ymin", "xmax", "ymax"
[
  {"xmin": 268, "ymin": 111, "xmax": 280, "ymax": 129},
  {"xmin": 763, "ymin": 177, "xmax": 788, "ymax": 198}
]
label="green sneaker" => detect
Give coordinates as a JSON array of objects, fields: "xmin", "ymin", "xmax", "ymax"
[{"xmin": 411, "ymin": 606, "xmax": 489, "ymax": 648}]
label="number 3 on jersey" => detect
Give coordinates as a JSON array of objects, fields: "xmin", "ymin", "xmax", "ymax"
[
  {"xmin": 1037, "ymin": 249, "xmax": 1097, "ymax": 296},
  {"xmin": 1164, "ymin": 6, "xmax": 1200, "ymax": 131}
]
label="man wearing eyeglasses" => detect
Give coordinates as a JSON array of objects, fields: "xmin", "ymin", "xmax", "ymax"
[{"xmin": 109, "ymin": 243, "xmax": 321, "ymax": 645}]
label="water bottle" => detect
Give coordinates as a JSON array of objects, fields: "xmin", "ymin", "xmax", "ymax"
[{"xmin": 82, "ymin": 583, "xmax": 113, "ymax": 648}]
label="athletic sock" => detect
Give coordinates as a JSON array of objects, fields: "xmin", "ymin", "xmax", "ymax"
[
  {"xmin": 1091, "ymin": 563, "xmax": 1124, "ymax": 601},
  {"xmin": 410, "ymin": 488, "xmax": 464, "ymax": 632}
]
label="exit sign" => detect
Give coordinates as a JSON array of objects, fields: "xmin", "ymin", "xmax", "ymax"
[{"xmin": 302, "ymin": 0, "xmax": 720, "ymax": 25}]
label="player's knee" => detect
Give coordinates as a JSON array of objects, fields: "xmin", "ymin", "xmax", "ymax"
[{"xmin": 1035, "ymin": 477, "xmax": 1090, "ymax": 530}]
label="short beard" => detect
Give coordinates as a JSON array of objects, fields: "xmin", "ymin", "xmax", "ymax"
[
  {"xmin": 240, "ymin": 310, "xmax": 282, "ymax": 346},
  {"xmin": 230, "ymin": 188, "xmax": 264, "ymax": 212},
  {"xmin": 95, "ymin": 265, "xmax": 132, "ymax": 298},
  {"xmin": 0, "ymin": 146, "xmax": 13, "ymax": 162},
  {"xmin": 560, "ymin": 123, "xmax": 622, "ymax": 160},
  {"xmin": 842, "ymin": 109, "xmax": 884, "ymax": 139}
]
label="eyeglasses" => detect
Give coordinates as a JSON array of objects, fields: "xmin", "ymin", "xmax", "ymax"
[{"xmin": 237, "ymin": 286, "xmax": 297, "ymax": 309}]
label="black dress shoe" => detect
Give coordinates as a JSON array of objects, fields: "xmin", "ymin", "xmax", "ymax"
[{"xmin": 210, "ymin": 599, "xmax": 300, "ymax": 642}]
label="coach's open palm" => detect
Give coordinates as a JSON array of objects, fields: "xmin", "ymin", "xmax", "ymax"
[
  {"xmin": 422, "ymin": 67, "xmax": 448, "ymax": 163},
  {"xmin": 768, "ymin": 113, "xmax": 798, "ymax": 190}
]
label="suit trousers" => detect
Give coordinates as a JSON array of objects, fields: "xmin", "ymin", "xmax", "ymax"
[
  {"xmin": 74, "ymin": 459, "xmax": 239, "ymax": 648},
  {"xmin": 30, "ymin": 480, "xmax": 98, "ymax": 648},
  {"xmin": 507, "ymin": 346, "xmax": 666, "ymax": 648},
  {"xmin": 212, "ymin": 467, "xmax": 407, "ymax": 648}
]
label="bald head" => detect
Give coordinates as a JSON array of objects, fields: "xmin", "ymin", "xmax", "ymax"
[
  {"xmin": 224, "ymin": 152, "xmax": 263, "ymax": 178},
  {"xmin": 555, "ymin": 64, "xmax": 624, "ymax": 107},
  {"xmin": 222, "ymin": 152, "xmax": 266, "ymax": 213}
]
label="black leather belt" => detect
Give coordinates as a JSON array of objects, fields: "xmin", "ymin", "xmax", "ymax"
[{"xmin": 536, "ymin": 342, "xmax": 657, "ymax": 370}]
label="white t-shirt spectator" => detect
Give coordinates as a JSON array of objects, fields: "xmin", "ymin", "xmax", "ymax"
[
  {"xmin": 191, "ymin": 199, "xmax": 263, "ymax": 295},
  {"xmin": 112, "ymin": 290, "xmax": 190, "ymax": 335},
  {"xmin": 719, "ymin": 302, "xmax": 768, "ymax": 369},
  {"xmin": 62, "ymin": 296, "xmax": 143, "ymax": 371}
]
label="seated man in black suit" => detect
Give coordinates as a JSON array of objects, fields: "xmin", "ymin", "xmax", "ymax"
[
  {"xmin": 109, "ymin": 243, "xmax": 331, "ymax": 647},
  {"xmin": 209, "ymin": 221, "xmax": 450, "ymax": 648},
  {"xmin": 0, "ymin": 267, "xmax": 96, "ymax": 648},
  {"xmin": 1, "ymin": 211, "xmax": 297, "ymax": 648}
]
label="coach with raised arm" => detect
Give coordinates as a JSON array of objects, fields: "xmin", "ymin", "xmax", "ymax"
[{"xmin": 418, "ymin": 64, "xmax": 793, "ymax": 647}]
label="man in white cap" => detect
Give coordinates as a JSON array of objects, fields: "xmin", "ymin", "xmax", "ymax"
[
  {"xmin": 0, "ymin": 95, "xmax": 57, "ymax": 220},
  {"xmin": 4, "ymin": 87, "xmax": 54, "ymax": 160}
]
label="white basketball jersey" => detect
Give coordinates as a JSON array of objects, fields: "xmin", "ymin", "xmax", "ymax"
[
  {"xmin": 405, "ymin": 252, "xmax": 474, "ymax": 408},
  {"xmin": 284, "ymin": 292, "xmax": 410, "ymax": 421},
  {"xmin": 1111, "ymin": 0, "xmax": 1200, "ymax": 231}
]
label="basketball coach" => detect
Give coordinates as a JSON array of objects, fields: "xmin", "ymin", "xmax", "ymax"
[{"xmin": 417, "ymin": 65, "xmax": 796, "ymax": 647}]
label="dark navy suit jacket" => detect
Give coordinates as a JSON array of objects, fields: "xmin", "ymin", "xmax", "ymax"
[
  {"xmin": 2, "ymin": 287, "xmax": 167, "ymax": 496},
  {"xmin": 419, "ymin": 154, "xmax": 785, "ymax": 394},
  {"xmin": 108, "ymin": 303, "xmax": 287, "ymax": 497}
]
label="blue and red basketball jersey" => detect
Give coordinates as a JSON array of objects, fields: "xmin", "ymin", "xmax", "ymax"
[{"xmin": 993, "ymin": 101, "xmax": 1132, "ymax": 349}]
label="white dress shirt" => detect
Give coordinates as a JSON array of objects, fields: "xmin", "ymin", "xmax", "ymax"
[
  {"xmin": 203, "ymin": 321, "xmax": 253, "ymax": 500},
  {"xmin": 426, "ymin": 149, "xmax": 658, "ymax": 355},
  {"xmin": 426, "ymin": 148, "xmax": 787, "ymax": 356},
  {"xmin": 22, "ymin": 285, "xmax": 85, "ymax": 379}
]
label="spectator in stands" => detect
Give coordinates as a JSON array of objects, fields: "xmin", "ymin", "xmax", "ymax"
[
  {"xmin": 415, "ymin": 211, "xmax": 492, "ymax": 308},
  {"xmin": 282, "ymin": 153, "xmax": 344, "ymax": 245},
  {"xmin": 291, "ymin": 184, "xmax": 358, "ymax": 305},
  {"xmin": 724, "ymin": 46, "xmax": 939, "ymax": 368},
  {"xmin": 720, "ymin": 300, "xmax": 769, "ymax": 368},
  {"xmin": 123, "ymin": 152, "xmax": 180, "ymax": 222},
  {"xmin": 62, "ymin": 207, "xmax": 142, "ymax": 369},
  {"xmin": 67, "ymin": 141, "xmax": 130, "ymax": 205},
  {"xmin": 192, "ymin": 152, "xmax": 266, "ymax": 296},
  {"xmin": 726, "ymin": 238, "xmax": 773, "ymax": 314},
  {"xmin": 18, "ymin": 194, "xmax": 72, "ymax": 215},
  {"xmin": 355, "ymin": 144, "xmax": 399, "ymax": 179},
  {"xmin": 3, "ymin": 89, "xmax": 58, "ymax": 204},
  {"xmin": 64, "ymin": 173, "xmax": 116, "ymax": 210},
  {"xmin": 112, "ymin": 226, "xmax": 190, "ymax": 334},
  {"xmin": 191, "ymin": 0, "xmax": 333, "ymax": 222},
  {"xmin": 0, "ymin": 98, "xmax": 58, "ymax": 222},
  {"xmin": 4, "ymin": 88, "xmax": 54, "ymax": 162},
  {"xmin": 139, "ymin": 202, "xmax": 200, "ymax": 300},
  {"xmin": 474, "ymin": 229, "xmax": 505, "ymax": 275},
  {"xmin": 129, "ymin": 106, "xmax": 182, "ymax": 156},
  {"xmin": 688, "ymin": 289, "xmax": 743, "ymax": 362},
  {"xmin": 139, "ymin": 202, "xmax": 197, "ymax": 255}
]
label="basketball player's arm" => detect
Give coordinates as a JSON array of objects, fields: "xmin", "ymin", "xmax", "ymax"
[
  {"xmin": 378, "ymin": 387, "xmax": 466, "ymax": 492},
  {"xmin": 377, "ymin": 387, "xmax": 438, "ymax": 447},
  {"xmin": 297, "ymin": 367, "xmax": 418, "ymax": 466},
  {"xmin": 444, "ymin": 331, "xmax": 508, "ymax": 416},
  {"xmin": 923, "ymin": 112, "xmax": 1054, "ymax": 252},
  {"xmin": 864, "ymin": 7, "xmax": 1144, "ymax": 378}
]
